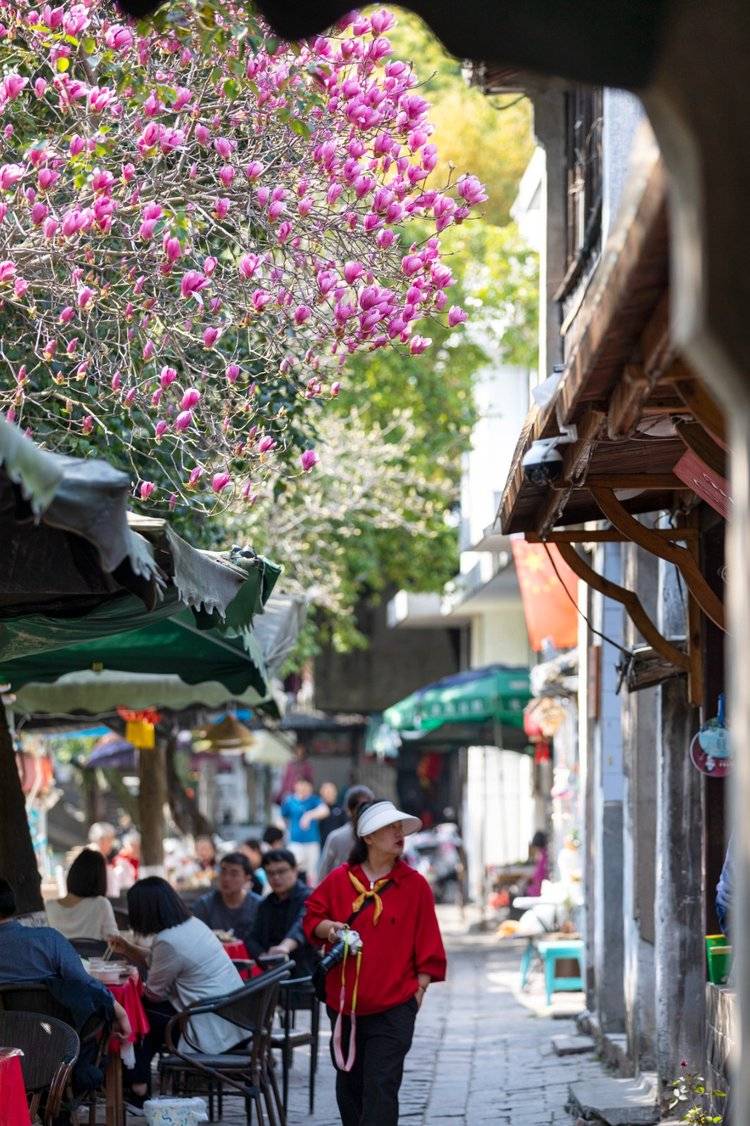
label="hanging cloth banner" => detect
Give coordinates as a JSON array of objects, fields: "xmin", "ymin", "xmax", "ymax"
[{"xmin": 511, "ymin": 538, "xmax": 579, "ymax": 653}]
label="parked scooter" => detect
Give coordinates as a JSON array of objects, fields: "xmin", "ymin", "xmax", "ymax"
[{"xmin": 404, "ymin": 820, "xmax": 466, "ymax": 904}]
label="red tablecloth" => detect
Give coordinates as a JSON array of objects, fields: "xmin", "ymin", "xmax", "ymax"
[
  {"xmin": 222, "ymin": 940, "xmax": 262, "ymax": 980},
  {"xmin": 0, "ymin": 1050, "xmax": 31, "ymax": 1126},
  {"xmin": 105, "ymin": 975, "xmax": 150, "ymax": 1052}
]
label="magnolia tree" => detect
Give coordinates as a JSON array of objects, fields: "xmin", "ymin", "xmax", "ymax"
[
  {"xmin": 0, "ymin": 0, "xmax": 485, "ymax": 508},
  {"xmin": 228, "ymin": 405, "xmax": 453, "ymax": 638}
]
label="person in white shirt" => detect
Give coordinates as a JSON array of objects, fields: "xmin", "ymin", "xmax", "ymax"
[
  {"xmin": 109, "ymin": 876, "xmax": 244, "ymax": 1114},
  {"xmin": 46, "ymin": 848, "xmax": 118, "ymax": 942}
]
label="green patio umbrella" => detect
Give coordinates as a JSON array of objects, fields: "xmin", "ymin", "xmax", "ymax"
[
  {"xmin": 381, "ymin": 665, "xmax": 532, "ymax": 750},
  {"xmin": 1, "ymin": 610, "xmax": 268, "ymax": 699}
]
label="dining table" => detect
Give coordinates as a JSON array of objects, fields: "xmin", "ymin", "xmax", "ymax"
[
  {"xmin": 101, "ymin": 972, "xmax": 150, "ymax": 1126},
  {"xmin": 222, "ymin": 939, "xmax": 262, "ymax": 980},
  {"xmin": 0, "ymin": 1048, "xmax": 31, "ymax": 1126}
]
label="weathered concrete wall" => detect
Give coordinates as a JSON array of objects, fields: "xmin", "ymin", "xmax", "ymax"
[
  {"xmin": 621, "ymin": 543, "xmax": 658, "ymax": 1072},
  {"xmin": 314, "ymin": 591, "xmax": 462, "ymax": 714},
  {"xmin": 592, "ymin": 543, "xmax": 626, "ymax": 1033},
  {"xmin": 654, "ymin": 559, "xmax": 704, "ymax": 1086}
]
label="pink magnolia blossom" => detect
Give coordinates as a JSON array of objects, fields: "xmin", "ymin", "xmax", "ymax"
[
  {"xmin": 0, "ymin": 260, "xmax": 16, "ymax": 283},
  {"xmin": 211, "ymin": 471, "xmax": 231, "ymax": 493},
  {"xmin": 457, "ymin": 175, "xmax": 488, "ymax": 205},
  {"xmin": 239, "ymin": 253, "xmax": 259, "ymax": 280},
  {"xmin": 0, "ymin": 164, "xmax": 24, "ymax": 190},
  {"xmin": 0, "ymin": 0, "xmax": 480, "ymax": 509},
  {"xmin": 409, "ymin": 335, "xmax": 431, "ymax": 355},
  {"xmin": 139, "ymin": 480, "xmax": 155, "ymax": 499},
  {"xmin": 180, "ymin": 270, "xmax": 207, "ymax": 299},
  {"xmin": 188, "ymin": 465, "xmax": 204, "ymax": 487},
  {"xmin": 300, "ymin": 449, "xmax": 319, "ymax": 472},
  {"xmin": 180, "ymin": 387, "xmax": 201, "ymax": 410}
]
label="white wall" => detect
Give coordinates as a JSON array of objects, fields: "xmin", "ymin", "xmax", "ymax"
[
  {"xmin": 460, "ymin": 364, "xmax": 531, "ymax": 552},
  {"xmin": 469, "ymin": 606, "xmax": 530, "ymax": 667},
  {"xmin": 464, "ymin": 745, "xmax": 534, "ymax": 901}
]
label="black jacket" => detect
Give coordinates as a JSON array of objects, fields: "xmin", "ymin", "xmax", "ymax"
[{"xmin": 246, "ymin": 880, "xmax": 316, "ymax": 975}]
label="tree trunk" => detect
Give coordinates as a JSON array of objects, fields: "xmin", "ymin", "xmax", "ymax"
[
  {"xmin": 138, "ymin": 742, "xmax": 167, "ymax": 873},
  {"xmin": 164, "ymin": 731, "xmax": 213, "ymax": 838},
  {"xmin": 0, "ymin": 704, "xmax": 43, "ymax": 914},
  {"xmin": 80, "ymin": 767, "xmax": 103, "ymax": 826}
]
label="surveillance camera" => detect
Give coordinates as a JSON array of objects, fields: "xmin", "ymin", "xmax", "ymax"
[{"xmin": 522, "ymin": 438, "xmax": 564, "ymax": 486}]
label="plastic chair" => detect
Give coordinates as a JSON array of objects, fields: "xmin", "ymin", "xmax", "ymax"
[
  {"xmin": 270, "ymin": 976, "xmax": 320, "ymax": 1118},
  {"xmin": 159, "ymin": 963, "xmax": 290, "ymax": 1125},
  {"xmin": 0, "ymin": 1011, "xmax": 79, "ymax": 1124},
  {"xmin": 536, "ymin": 939, "xmax": 585, "ymax": 1004}
]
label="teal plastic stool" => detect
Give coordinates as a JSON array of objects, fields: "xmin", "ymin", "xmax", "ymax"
[
  {"xmin": 519, "ymin": 939, "xmax": 537, "ymax": 989},
  {"xmin": 537, "ymin": 939, "xmax": 584, "ymax": 1004}
]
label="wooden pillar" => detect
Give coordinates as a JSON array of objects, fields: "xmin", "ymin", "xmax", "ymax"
[
  {"xmin": 0, "ymin": 703, "xmax": 42, "ymax": 914},
  {"xmin": 138, "ymin": 741, "xmax": 166, "ymax": 875}
]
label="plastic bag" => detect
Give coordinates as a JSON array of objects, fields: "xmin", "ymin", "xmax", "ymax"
[{"xmin": 144, "ymin": 1097, "xmax": 208, "ymax": 1125}]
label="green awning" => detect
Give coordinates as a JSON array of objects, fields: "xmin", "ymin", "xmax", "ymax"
[
  {"xmin": 1, "ymin": 611, "xmax": 268, "ymax": 699},
  {"xmin": 0, "ymin": 415, "xmax": 281, "ymax": 661},
  {"xmin": 382, "ymin": 665, "xmax": 532, "ymax": 749}
]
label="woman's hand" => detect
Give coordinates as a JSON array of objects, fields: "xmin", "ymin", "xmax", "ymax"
[
  {"xmin": 314, "ymin": 919, "xmax": 347, "ymax": 945},
  {"xmin": 108, "ymin": 934, "xmax": 148, "ymax": 966}
]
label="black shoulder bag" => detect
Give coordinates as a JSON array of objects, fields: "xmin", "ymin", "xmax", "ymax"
[{"xmin": 311, "ymin": 880, "xmax": 393, "ymax": 1003}]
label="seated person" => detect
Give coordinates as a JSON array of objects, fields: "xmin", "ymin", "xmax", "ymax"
[
  {"xmin": 526, "ymin": 830, "xmax": 550, "ymax": 897},
  {"xmin": 0, "ymin": 877, "xmax": 130, "ymax": 1101},
  {"xmin": 246, "ymin": 849, "xmax": 316, "ymax": 976},
  {"xmin": 238, "ymin": 838, "xmax": 268, "ymax": 895},
  {"xmin": 46, "ymin": 848, "xmax": 118, "ymax": 942},
  {"xmin": 192, "ymin": 851, "xmax": 262, "ymax": 948},
  {"xmin": 109, "ymin": 877, "xmax": 244, "ymax": 1114}
]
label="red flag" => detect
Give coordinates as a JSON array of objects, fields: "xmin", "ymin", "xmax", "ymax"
[{"xmin": 511, "ymin": 538, "xmax": 579, "ymax": 652}]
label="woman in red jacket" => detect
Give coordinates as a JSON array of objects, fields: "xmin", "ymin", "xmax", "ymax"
[{"xmin": 303, "ymin": 799, "xmax": 446, "ymax": 1126}]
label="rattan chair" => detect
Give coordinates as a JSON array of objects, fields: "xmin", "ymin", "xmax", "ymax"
[
  {"xmin": 270, "ymin": 976, "xmax": 320, "ymax": 1118},
  {"xmin": 159, "ymin": 963, "xmax": 290, "ymax": 1125},
  {"xmin": 68, "ymin": 938, "xmax": 110, "ymax": 959},
  {"xmin": 0, "ymin": 981, "xmax": 111, "ymax": 1126},
  {"xmin": 0, "ymin": 1011, "xmax": 79, "ymax": 1124}
]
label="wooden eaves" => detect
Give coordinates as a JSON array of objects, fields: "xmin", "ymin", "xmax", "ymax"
[{"xmin": 498, "ymin": 148, "xmax": 727, "ymax": 705}]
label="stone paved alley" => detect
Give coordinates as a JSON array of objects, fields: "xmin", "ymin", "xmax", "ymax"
[{"xmin": 208, "ymin": 907, "xmax": 610, "ymax": 1126}]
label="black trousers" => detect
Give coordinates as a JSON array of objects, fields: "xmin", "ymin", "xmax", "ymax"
[
  {"xmin": 127, "ymin": 999, "xmax": 176, "ymax": 1088},
  {"xmin": 327, "ymin": 999, "xmax": 417, "ymax": 1126}
]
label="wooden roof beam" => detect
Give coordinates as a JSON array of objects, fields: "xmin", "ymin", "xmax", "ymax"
[
  {"xmin": 555, "ymin": 541, "xmax": 690, "ymax": 674},
  {"xmin": 670, "ymin": 375, "xmax": 727, "ymax": 449},
  {"xmin": 590, "ymin": 485, "xmax": 726, "ymax": 631},
  {"xmin": 534, "ymin": 410, "xmax": 606, "ymax": 535},
  {"xmin": 526, "ymin": 527, "xmax": 698, "ymax": 543},
  {"xmin": 674, "ymin": 420, "xmax": 727, "ymax": 477}
]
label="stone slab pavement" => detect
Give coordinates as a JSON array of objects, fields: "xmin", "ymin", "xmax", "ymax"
[{"xmin": 195, "ymin": 906, "xmax": 609, "ymax": 1126}]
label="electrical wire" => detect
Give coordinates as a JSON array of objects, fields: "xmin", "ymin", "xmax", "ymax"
[{"xmin": 542, "ymin": 541, "xmax": 632, "ymax": 658}]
